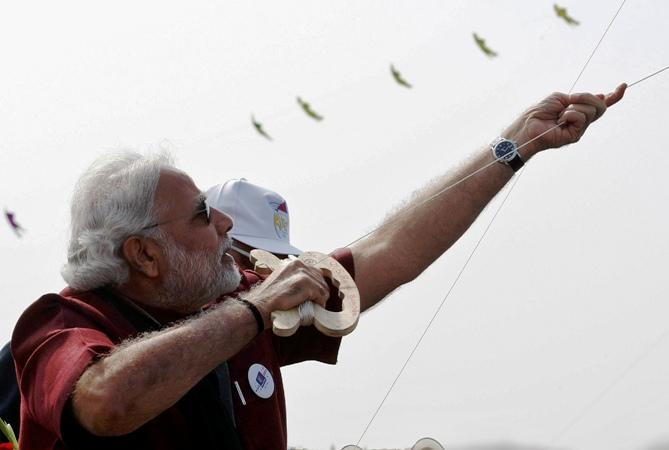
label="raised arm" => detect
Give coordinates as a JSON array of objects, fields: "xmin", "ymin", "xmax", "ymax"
[{"xmin": 351, "ymin": 85, "xmax": 626, "ymax": 310}]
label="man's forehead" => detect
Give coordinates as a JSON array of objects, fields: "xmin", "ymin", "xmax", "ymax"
[{"xmin": 155, "ymin": 170, "xmax": 203, "ymax": 208}]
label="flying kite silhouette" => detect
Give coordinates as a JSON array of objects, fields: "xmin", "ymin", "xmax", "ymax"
[
  {"xmin": 554, "ymin": 4, "xmax": 580, "ymax": 25},
  {"xmin": 4, "ymin": 208, "xmax": 25, "ymax": 237},
  {"xmin": 251, "ymin": 114, "xmax": 272, "ymax": 141},
  {"xmin": 473, "ymin": 32, "xmax": 498, "ymax": 57},
  {"xmin": 296, "ymin": 96, "xmax": 323, "ymax": 121},
  {"xmin": 390, "ymin": 63, "xmax": 412, "ymax": 88}
]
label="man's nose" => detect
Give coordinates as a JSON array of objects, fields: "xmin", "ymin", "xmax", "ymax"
[{"xmin": 211, "ymin": 207, "xmax": 233, "ymax": 235}]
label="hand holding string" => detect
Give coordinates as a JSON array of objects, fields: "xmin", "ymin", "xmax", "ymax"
[{"xmin": 503, "ymin": 83, "xmax": 627, "ymax": 158}]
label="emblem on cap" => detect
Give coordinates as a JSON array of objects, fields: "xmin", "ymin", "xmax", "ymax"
[{"xmin": 270, "ymin": 200, "xmax": 289, "ymax": 240}]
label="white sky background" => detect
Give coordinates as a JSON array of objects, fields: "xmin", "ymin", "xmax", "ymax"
[{"xmin": 1, "ymin": 1, "xmax": 668, "ymax": 449}]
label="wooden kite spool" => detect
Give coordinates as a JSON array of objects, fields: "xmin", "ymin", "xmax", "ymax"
[{"xmin": 250, "ymin": 249, "xmax": 360, "ymax": 337}]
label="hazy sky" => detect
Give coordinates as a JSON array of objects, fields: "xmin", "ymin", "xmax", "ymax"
[{"xmin": 1, "ymin": 1, "xmax": 668, "ymax": 449}]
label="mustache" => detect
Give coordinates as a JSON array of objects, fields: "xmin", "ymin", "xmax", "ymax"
[{"xmin": 219, "ymin": 237, "xmax": 233, "ymax": 258}]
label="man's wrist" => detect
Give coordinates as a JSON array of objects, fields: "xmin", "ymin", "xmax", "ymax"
[
  {"xmin": 502, "ymin": 125, "xmax": 541, "ymax": 160},
  {"xmin": 237, "ymin": 298, "xmax": 267, "ymax": 334}
]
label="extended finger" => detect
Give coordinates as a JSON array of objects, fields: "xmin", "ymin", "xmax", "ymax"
[{"xmin": 602, "ymin": 82, "xmax": 627, "ymax": 107}]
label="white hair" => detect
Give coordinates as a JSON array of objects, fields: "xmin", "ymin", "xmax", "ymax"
[{"xmin": 61, "ymin": 150, "xmax": 179, "ymax": 291}]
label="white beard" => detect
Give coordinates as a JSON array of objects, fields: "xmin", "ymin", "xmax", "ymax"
[{"xmin": 158, "ymin": 235, "xmax": 241, "ymax": 312}]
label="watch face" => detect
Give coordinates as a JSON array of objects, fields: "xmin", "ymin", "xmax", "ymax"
[{"xmin": 494, "ymin": 140, "xmax": 517, "ymax": 161}]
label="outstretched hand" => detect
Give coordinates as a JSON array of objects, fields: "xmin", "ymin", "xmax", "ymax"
[{"xmin": 505, "ymin": 83, "xmax": 627, "ymax": 157}]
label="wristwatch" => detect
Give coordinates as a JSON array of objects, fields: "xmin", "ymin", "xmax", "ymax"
[{"xmin": 491, "ymin": 137, "xmax": 524, "ymax": 172}]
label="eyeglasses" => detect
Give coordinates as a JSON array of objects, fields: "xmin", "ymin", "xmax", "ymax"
[{"xmin": 142, "ymin": 196, "xmax": 212, "ymax": 230}]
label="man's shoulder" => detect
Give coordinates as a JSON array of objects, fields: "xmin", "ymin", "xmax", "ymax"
[
  {"xmin": 18, "ymin": 289, "xmax": 109, "ymax": 323},
  {"xmin": 11, "ymin": 288, "xmax": 125, "ymax": 351}
]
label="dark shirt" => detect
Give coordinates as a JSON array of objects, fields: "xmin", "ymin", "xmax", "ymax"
[{"xmin": 11, "ymin": 248, "xmax": 353, "ymax": 450}]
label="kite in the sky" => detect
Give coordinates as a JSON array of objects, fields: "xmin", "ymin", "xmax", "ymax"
[
  {"xmin": 297, "ymin": 97, "xmax": 323, "ymax": 121},
  {"xmin": 554, "ymin": 4, "xmax": 580, "ymax": 26},
  {"xmin": 251, "ymin": 114, "xmax": 272, "ymax": 141},
  {"xmin": 390, "ymin": 64, "xmax": 412, "ymax": 88},
  {"xmin": 473, "ymin": 32, "xmax": 497, "ymax": 58},
  {"xmin": 4, "ymin": 208, "xmax": 25, "ymax": 237}
]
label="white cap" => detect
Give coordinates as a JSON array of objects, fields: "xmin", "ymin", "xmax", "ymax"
[{"xmin": 206, "ymin": 179, "xmax": 302, "ymax": 255}]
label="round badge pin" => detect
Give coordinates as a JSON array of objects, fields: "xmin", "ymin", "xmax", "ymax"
[{"xmin": 247, "ymin": 363, "xmax": 275, "ymax": 399}]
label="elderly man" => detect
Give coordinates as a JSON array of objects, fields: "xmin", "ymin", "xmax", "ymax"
[
  {"xmin": 12, "ymin": 85, "xmax": 626, "ymax": 450},
  {"xmin": 0, "ymin": 179, "xmax": 301, "ymax": 444}
]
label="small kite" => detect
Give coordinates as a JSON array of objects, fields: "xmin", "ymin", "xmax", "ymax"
[
  {"xmin": 251, "ymin": 114, "xmax": 272, "ymax": 141},
  {"xmin": 554, "ymin": 4, "xmax": 580, "ymax": 26},
  {"xmin": 390, "ymin": 64, "xmax": 412, "ymax": 88},
  {"xmin": 4, "ymin": 208, "xmax": 25, "ymax": 237},
  {"xmin": 296, "ymin": 97, "xmax": 323, "ymax": 121},
  {"xmin": 473, "ymin": 32, "xmax": 497, "ymax": 58}
]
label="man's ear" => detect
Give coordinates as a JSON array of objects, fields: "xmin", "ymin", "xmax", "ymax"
[{"xmin": 121, "ymin": 236, "xmax": 161, "ymax": 278}]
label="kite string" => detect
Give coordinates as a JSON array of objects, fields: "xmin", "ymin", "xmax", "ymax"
[
  {"xmin": 627, "ymin": 63, "xmax": 669, "ymax": 87},
  {"xmin": 568, "ymin": 0, "xmax": 628, "ymax": 93},
  {"xmin": 351, "ymin": 0, "xmax": 632, "ymax": 445}
]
